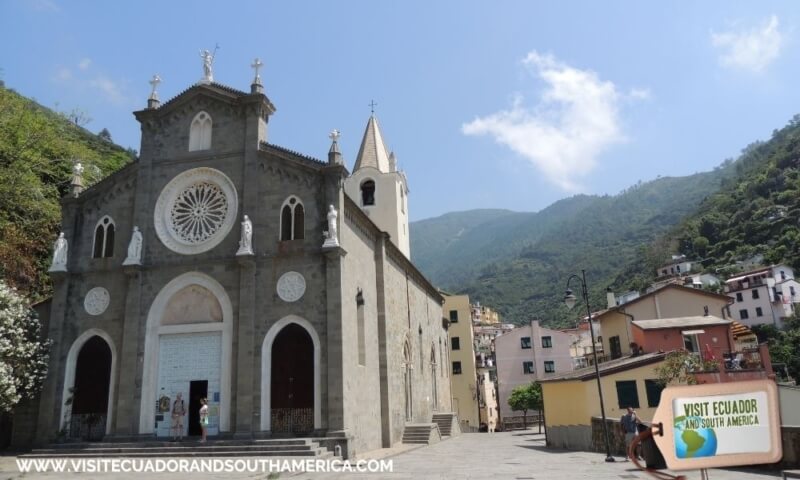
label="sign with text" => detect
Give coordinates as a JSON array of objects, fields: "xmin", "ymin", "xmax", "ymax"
[{"xmin": 652, "ymin": 379, "xmax": 782, "ymax": 470}]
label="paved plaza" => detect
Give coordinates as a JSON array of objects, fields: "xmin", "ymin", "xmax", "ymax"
[{"xmin": 0, "ymin": 432, "xmax": 784, "ymax": 480}]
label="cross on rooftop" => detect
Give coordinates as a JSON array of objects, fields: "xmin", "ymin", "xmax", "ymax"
[
  {"xmin": 251, "ymin": 58, "xmax": 263, "ymax": 84},
  {"xmin": 369, "ymin": 100, "xmax": 378, "ymax": 114}
]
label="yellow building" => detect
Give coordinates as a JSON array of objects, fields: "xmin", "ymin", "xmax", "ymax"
[
  {"xmin": 471, "ymin": 302, "xmax": 500, "ymax": 325},
  {"xmin": 540, "ymin": 352, "xmax": 667, "ymax": 451},
  {"xmin": 444, "ymin": 294, "xmax": 479, "ymax": 430},
  {"xmin": 597, "ymin": 284, "xmax": 732, "ymax": 359}
]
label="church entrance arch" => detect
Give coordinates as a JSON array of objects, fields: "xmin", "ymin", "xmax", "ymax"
[
  {"xmin": 260, "ymin": 315, "xmax": 321, "ymax": 432},
  {"xmin": 61, "ymin": 329, "xmax": 117, "ymax": 439},
  {"xmin": 139, "ymin": 273, "xmax": 232, "ymax": 436}
]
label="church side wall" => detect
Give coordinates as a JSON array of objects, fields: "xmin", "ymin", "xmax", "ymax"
[
  {"xmin": 382, "ymin": 253, "xmax": 448, "ymax": 445},
  {"xmin": 339, "ymin": 218, "xmax": 382, "ymax": 455}
]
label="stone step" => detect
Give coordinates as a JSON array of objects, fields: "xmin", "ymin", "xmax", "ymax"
[{"xmin": 40, "ymin": 438, "xmax": 312, "ymax": 449}]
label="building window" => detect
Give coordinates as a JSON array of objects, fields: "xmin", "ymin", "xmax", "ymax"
[
  {"xmin": 520, "ymin": 337, "xmax": 531, "ymax": 349},
  {"xmin": 615, "ymin": 380, "xmax": 640, "ymax": 409},
  {"xmin": 752, "ymin": 289, "xmax": 760, "ymax": 300},
  {"xmin": 92, "ymin": 216, "xmax": 115, "ymax": 258},
  {"xmin": 739, "ymin": 309, "xmax": 749, "ymax": 320},
  {"xmin": 523, "ymin": 361, "xmax": 534, "ymax": 374},
  {"xmin": 188, "ymin": 111, "xmax": 212, "ymax": 151},
  {"xmin": 452, "ymin": 337, "xmax": 460, "ymax": 351},
  {"xmin": 452, "ymin": 361, "xmax": 462, "ymax": 375},
  {"xmin": 683, "ymin": 333, "xmax": 699, "ymax": 353},
  {"xmin": 609, "ymin": 336, "xmax": 622, "ymax": 359},
  {"xmin": 544, "ymin": 361, "xmax": 555, "ymax": 373},
  {"xmin": 360, "ymin": 180, "xmax": 376, "ymax": 206},
  {"xmin": 541, "ymin": 336, "xmax": 552, "ymax": 348},
  {"xmin": 791, "ymin": 286, "xmax": 797, "ymax": 297},
  {"xmin": 736, "ymin": 292, "xmax": 743, "ymax": 302},
  {"xmin": 645, "ymin": 380, "xmax": 664, "ymax": 407},
  {"xmin": 279, "ymin": 196, "xmax": 305, "ymax": 241},
  {"xmin": 755, "ymin": 307, "xmax": 763, "ymax": 317},
  {"xmin": 781, "ymin": 270, "xmax": 786, "ymax": 281},
  {"xmin": 449, "ymin": 310, "xmax": 458, "ymax": 323}
]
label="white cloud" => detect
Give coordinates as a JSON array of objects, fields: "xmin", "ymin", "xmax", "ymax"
[
  {"xmin": 462, "ymin": 51, "xmax": 641, "ymax": 191},
  {"xmin": 711, "ymin": 15, "xmax": 783, "ymax": 73},
  {"xmin": 30, "ymin": 0, "xmax": 59, "ymax": 12},
  {"xmin": 54, "ymin": 67, "xmax": 72, "ymax": 82},
  {"xmin": 89, "ymin": 76, "xmax": 127, "ymax": 105},
  {"xmin": 78, "ymin": 58, "xmax": 91, "ymax": 71}
]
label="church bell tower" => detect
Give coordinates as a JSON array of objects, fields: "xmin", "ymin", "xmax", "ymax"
[{"xmin": 344, "ymin": 114, "xmax": 410, "ymax": 257}]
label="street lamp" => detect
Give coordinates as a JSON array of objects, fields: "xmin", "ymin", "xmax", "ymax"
[{"xmin": 564, "ymin": 270, "xmax": 615, "ymax": 463}]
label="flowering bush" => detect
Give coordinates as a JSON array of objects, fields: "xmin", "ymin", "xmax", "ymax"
[{"xmin": 0, "ymin": 280, "xmax": 51, "ymax": 412}]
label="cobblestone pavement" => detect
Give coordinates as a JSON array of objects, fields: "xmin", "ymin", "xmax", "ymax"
[{"xmin": 0, "ymin": 432, "xmax": 784, "ymax": 480}]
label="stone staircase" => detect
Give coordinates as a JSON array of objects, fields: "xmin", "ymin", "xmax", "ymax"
[
  {"xmin": 432, "ymin": 413, "xmax": 460, "ymax": 437},
  {"xmin": 401, "ymin": 424, "xmax": 441, "ymax": 445},
  {"xmin": 21, "ymin": 438, "xmax": 337, "ymax": 458}
]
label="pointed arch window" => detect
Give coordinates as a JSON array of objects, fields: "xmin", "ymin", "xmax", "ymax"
[
  {"xmin": 189, "ymin": 111, "xmax": 212, "ymax": 151},
  {"xmin": 279, "ymin": 196, "xmax": 305, "ymax": 241},
  {"xmin": 361, "ymin": 180, "xmax": 375, "ymax": 206},
  {"xmin": 92, "ymin": 216, "xmax": 115, "ymax": 258}
]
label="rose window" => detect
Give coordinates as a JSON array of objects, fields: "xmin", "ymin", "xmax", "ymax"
[
  {"xmin": 170, "ymin": 182, "xmax": 228, "ymax": 243},
  {"xmin": 154, "ymin": 168, "xmax": 238, "ymax": 255}
]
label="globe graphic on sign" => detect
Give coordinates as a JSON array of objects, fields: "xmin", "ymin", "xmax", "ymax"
[{"xmin": 673, "ymin": 416, "xmax": 718, "ymax": 458}]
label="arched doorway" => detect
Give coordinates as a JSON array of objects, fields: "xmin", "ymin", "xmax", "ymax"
[
  {"xmin": 404, "ymin": 342, "xmax": 413, "ymax": 421},
  {"xmin": 271, "ymin": 324, "xmax": 314, "ymax": 434},
  {"xmin": 70, "ymin": 336, "xmax": 112, "ymax": 440}
]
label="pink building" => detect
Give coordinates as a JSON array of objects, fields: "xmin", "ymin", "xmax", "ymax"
[
  {"xmin": 495, "ymin": 320, "xmax": 573, "ymax": 421},
  {"xmin": 631, "ymin": 315, "xmax": 735, "ymax": 359}
]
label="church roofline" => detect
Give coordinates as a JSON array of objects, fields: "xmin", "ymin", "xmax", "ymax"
[
  {"xmin": 343, "ymin": 195, "xmax": 442, "ymax": 304},
  {"xmin": 134, "ymin": 82, "xmax": 275, "ymax": 121},
  {"xmin": 260, "ymin": 142, "xmax": 334, "ymax": 170},
  {"xmin": 62, "ymin": 160, "xmax": 138, "ymax": 204}
]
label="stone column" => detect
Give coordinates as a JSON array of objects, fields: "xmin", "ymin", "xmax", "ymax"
[
  {"xmin": 324, "ymin": 246, "xmax": 347, "ymax": 432},
  {"xmin": 373, "ymin": 232, "xmax": 392, "ymax": 447},
  {"xmin": 113, "ymin": 265, "xmax": 143, "ymax": 436},
  {"xmin": 34, "ymin": 272, "xmax": 71, "ymax": 444},
  {"xmin": 234, "ymin": 257, "xmax": 256, "ymax": 437}
]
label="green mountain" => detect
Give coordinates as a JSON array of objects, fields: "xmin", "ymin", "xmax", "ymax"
[
  {"xmin": 0, "ymin": 86, "xmax": 134, "ymax": 300},
  {"xmin": 411, "ymin": 169, "xmax": 734, "ymax": 327},
  {"xmin": 616, "ymin": 115, "xmax": 800, "ymax": 288}
]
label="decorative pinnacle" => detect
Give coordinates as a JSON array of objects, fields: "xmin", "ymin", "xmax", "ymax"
[
  {"xmin": 148, "ymin": 74, "xmax": 161, "ymax": 100},
  {"xmin": 251, "ymin": 58, "xmax": 264, "ymax": 85}
]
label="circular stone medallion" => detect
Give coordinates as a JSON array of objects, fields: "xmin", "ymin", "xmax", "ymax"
[
  {"xmin": 84, "ymin": 287, "xmax": 110, "ymax": 316},
  {"xmin": 276, "ymin": 271, "xmax": 306, "ymax": 302}
]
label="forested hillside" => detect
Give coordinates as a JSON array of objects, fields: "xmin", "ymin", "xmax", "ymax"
[
  {"xmin": 0, "ymin": 86, "xmax": 134, "ymax": 301},
  {"xmin": 613, "ymin": 114, "xmax": 800, "ymax": 291}
]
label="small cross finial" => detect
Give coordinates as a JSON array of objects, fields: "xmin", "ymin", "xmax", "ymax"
[
  {"xmin": 329, "ymin": 129, "xmax": 340, "ymax": 142},
  {"xmin": 148, "ymin": 74, "xmax": 161, "ymax": 100},
  {"xmin": 251, "ymin": 58, "xmax": 264, "ymax": 85},
  {"xmin": 369, "ymin": 100, "xmax": 378, "ymax": 115}
]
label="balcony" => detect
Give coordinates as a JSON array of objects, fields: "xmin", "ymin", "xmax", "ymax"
[{"xmin": 692, "ymin": 344, "xmax": 774, "ymax": 384}]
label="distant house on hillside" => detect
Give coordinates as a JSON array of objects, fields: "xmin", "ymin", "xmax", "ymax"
[
  {"xmin": 724, "ymin": 264, "xmax": 800, "ymax": 329},
  {"xmin": 656, "ymin": 255, "xmax": 696, "ymax": 278},
  {"xmin": 595, "ymin": 284, "xmax": 732, "ymax": 360}
]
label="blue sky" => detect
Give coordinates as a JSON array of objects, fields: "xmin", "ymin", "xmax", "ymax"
[{"xmin": 2, "ymin": 1, "xmax": 799, "ymax": 221}]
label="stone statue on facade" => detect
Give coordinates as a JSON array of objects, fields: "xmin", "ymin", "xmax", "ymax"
[
  {"xmin": 49, "ymin": 232, "xmax": 68, "ymax": 272},
  {"xmin": 322, "ymin": 205, "xmax": 340, "ymax": 248},
  {"xmin": 236, "ymin": 215, "xmax": 254, "ymax": 256},
  {"xmin": 199, "ymin": 48, "xmax": 215, "ymax": 84},
  {"xmin": 123, "ymin": 226, "xmax": 143, "ymax": 266}
]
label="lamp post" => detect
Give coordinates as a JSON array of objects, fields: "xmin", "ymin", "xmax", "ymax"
[{"xmin": 564, "ymin": 270, "xmax": 615, "ymax": 462}]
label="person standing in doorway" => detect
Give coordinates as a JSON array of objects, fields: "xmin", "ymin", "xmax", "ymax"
[
  {"xmin": 171, "ymin": 392, "xmax": 186, "ymax": 441},
  {"xmin": 620, "ymin": 406, "xmax": 641, "ymax": 460},
  {"xmin": 199, "ymin": 398, "xmax": 209, "ymax": 443}
]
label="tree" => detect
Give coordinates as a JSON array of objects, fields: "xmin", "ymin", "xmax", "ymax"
[
  {"xmin": 97, "ymin": 128, "xmax": 112, "ymax": 142},
  {"xmin": 507, "ymin": 382, "xmax": 543, "ymax": 430},
  {"xmin": 0, "ymin": 281, "xmax": 51, "ymax": 412}
]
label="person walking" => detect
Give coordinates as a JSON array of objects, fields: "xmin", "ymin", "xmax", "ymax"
[
  {"xmin": 620, "ymin": 406, "xmax": 641, "ymax": 460},
  {"xmin": 199, "ymin": 398, "xmax": 209, "ymax": 443}
]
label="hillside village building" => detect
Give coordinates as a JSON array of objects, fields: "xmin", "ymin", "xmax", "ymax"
[
  {"xmin": 495, "ymin": 320, "xmax": 573, "ymax": 421},
  {"xmin": 724, "ymin": 264, "xmax": 799, "ymax": 328},
  {"xmin": 13, "ymin": 67, "xmax": 454, "ymax": 455},
  {"xmin": 443, "ymin": 294, "xmax": 479, "ymax": 430}
]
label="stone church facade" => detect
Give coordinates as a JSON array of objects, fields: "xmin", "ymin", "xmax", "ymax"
[{"xmin": 14, "ymin": 75, "xmax": 453, "ymax": 456}]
